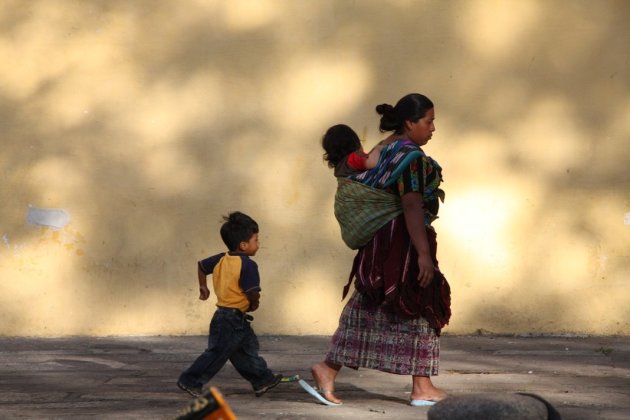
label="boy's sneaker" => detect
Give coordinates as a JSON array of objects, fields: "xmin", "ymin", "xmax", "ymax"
[
  {"xmin": 254, "ymin": 374, "xmax": 283, "ymax": 397},
  {"xmin": 177, "ymin": 380, "xmax": 202, "ymax": 398}
]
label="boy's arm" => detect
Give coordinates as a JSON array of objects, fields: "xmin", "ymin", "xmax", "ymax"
[
  {"xmin": 245, "ymin": 291, "xmax": 260, "ymax": 312},
  {"xmin": 240, "ymin": 258, "xmax": 261, "ymax": 312},
  {"xmin": 198, "ymin": 264, "xmax": 211, "ymax": 300}
]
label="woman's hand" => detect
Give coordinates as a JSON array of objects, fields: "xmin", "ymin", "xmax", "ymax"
[{"xmin": 417, "ymin": 253, "xmax": 435, "ymax": 288}]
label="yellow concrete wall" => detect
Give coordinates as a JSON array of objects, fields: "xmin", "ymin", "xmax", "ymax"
[{"xmin": 1, "ymin": 0, "xmax": 629, "ymax": 336}]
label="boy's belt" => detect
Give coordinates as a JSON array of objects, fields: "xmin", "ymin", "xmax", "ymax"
[{"xmin": 217, "ymin": 306, "xmax": 254, "ymax": 321}]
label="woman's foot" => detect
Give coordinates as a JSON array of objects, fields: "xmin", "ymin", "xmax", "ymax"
[
  {"xmin": 410, "ymin": 388, "xmax": 447, "ymax": 403},
  {"xmin": 311, "ymin": 361, "xmax": 342, "ymax": 404},
  {"xmin": 410, "ymin": 376, "xmax": 447, "ymax": 403}
]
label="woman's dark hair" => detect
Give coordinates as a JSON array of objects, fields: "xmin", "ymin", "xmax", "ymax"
[
  {"xmin": 220, "ymin": 211, "xmax": 259, "ymax": 251},
  {"xmin": 376, "ymin": 93, "xmax": 434, "ymax": 133},
  {"xmin": 321, "ymin": 124, "xmax": 362, "ymax": 168}
]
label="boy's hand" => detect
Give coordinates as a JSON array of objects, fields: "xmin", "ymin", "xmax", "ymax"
[
  {"xmin": 246, "ymin": 291, "xmax": 260, "ymax": 312},
  {"xmin": 199, "ymin": 285, "xmax": 210, "ymax": 300}
]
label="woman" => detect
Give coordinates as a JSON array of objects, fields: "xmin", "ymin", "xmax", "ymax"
[{"xmin": 312, "ymin": 93, "xmax": 451, "ymax": 406}]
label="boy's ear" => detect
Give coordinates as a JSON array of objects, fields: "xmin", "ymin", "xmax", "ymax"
[{"xmin": 238, "ymin": 241, "xmax": 248, "ymax": 252}]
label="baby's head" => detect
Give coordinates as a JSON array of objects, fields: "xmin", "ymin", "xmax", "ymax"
[
  {"xmin": 321, "ymin": 124, "xmax": 361, "ymax": 168},
  {"xmin": 220, "ymin": 211, "xmax": 259, "ymax": 256}
]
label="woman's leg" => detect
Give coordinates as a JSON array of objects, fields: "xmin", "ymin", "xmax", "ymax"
[
  {"xmin": 411, "ymin": 375, "xmax": 447, "ymax": 402},
  {"xmin": 311, "ymin": 361, "xmax": 343, "ymax": 404}
]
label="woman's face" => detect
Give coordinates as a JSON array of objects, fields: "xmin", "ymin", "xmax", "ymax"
[{"xmin": 404, "ymin": 108, "xmax": 435, "ymax": 146}]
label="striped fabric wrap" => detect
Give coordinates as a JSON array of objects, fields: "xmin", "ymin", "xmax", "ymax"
[
  {"xmin": 334, "ymin": 139, "xmax": 428, "ymax": 250},
  {"xmin": 334, "ymin": 178, "xmax": 402, "ymax": 250},
  {"xmin": 350, "ymin": 139, "xmax": 422, "ymax": 189}
]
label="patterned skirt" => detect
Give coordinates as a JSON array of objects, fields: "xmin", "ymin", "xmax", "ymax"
[{"xmin": 326, "ymin": 290, "xmax": 439, "ymax": 376}]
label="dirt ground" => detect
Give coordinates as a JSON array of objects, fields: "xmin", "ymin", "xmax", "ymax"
[{"xmin": 0, "ymin": 334, "xmax": 628, "ymax": 419}]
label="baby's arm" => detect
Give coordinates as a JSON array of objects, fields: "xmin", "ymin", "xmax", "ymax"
[
  {"xmin": 246, "ymin": 291, "xmax": 260, "ymax": 312},
  {"xmin": 364, "ymin": 144, "xmax": 385, "ymax": 169},
  {"xmin": 198, "ymin": 265, "xmax": 210, "ymax": 300},
  {"xmin": 364, "ymin": 134, "xmax": 400, "ymax": 169}
]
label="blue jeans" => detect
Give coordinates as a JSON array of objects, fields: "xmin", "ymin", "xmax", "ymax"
[{"xmin": 179, "ymin": 308, "xmax": 275, "ymax": 389}]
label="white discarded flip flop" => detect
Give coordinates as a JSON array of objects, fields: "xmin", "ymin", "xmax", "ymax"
[
  {"xmin": 410, "ymin": 399, "xmax": 437, "ymax": 406},
  {"xmin": 298, "ymin": 379, "xmax": 342, "ymax": 406}
]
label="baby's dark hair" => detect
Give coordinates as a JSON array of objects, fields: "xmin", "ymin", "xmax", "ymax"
[
  {"xmin": 220, "ymin": 211, "xmax": 259, "ymax": 251},
  {"xmin": 321, "ymin": 124, "xmax": 362, "ymax": 168},
  {"xmin": 376, "ymin": 93, "xmax": 434, "ymax": 134}
]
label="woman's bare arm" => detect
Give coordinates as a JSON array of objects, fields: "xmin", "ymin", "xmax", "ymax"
[{"xmin": 401, "ymin": 192, "xmax": 434, "ymax": 287}]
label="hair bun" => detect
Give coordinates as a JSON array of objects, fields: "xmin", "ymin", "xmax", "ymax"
[{"xmin": 375, "ymin": 103, "xmax": 394, "ymax": 116}]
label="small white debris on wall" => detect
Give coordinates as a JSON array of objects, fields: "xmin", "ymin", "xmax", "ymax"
[
  {"xmin": 26, "ymin": 206, "xmax": 71, "ymax": 229},
  {"xmin": 625, "ymin": 212, "xmax": 630, "ymax": 226}
]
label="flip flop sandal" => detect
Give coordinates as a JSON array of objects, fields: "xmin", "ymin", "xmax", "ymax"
[
  {"xmin": 280, "ymin": 374, "xmax": 300, "ymax": 382},
  {"xmin": 298, "ymin": 379, "xmax": 342, "ymax": 406},
  {"xmin": 410, "ymin": 399, "xmax": 437, "ymax": 406}
]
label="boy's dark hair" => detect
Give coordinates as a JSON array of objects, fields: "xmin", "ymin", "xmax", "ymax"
[
  {"xmin": 220, "ymin": 211, "xmax": 259, "ymax": 251},
  {"xmin": 321, "ymin": 124, "xmax": 362, "ymax": 168}
]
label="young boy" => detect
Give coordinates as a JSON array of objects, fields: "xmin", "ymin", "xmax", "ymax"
[
  {"xmin": 177, "ymin": 211, "xmax": 282, "ymax": 398},
  {"xmin": 322, "ymin": 124, "xmax": 385, "ymax": 177}
]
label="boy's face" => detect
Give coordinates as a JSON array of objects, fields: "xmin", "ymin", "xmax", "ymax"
[{"xmin": 239, "ymin": 233, "xmax": 259, "ymax": 256}]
